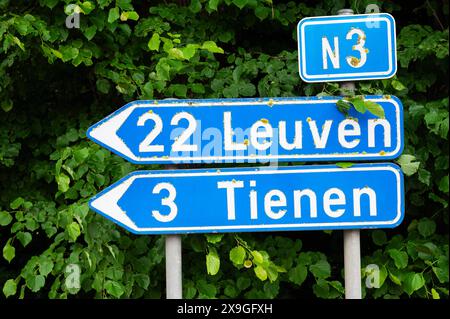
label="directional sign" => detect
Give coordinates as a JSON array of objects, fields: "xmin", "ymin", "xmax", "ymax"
[
  {"xmin": 297, "ymin": 13, "xmax": 397, "ymax": 82},
  {"xmin": 87, "ymin": 96, "xmax": 403, "ymax": 164},
  {"xmin": 89, "ymin": 163, "xmax": 404, "ymax": 234}
]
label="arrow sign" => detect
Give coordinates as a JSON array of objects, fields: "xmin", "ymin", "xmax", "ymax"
[
  {"xmin": 297, "ymin": 13, "xmax": 397, "ymax": 82},
  {"xmin": 87, "ymin": 96, "xmax": 403, "ymax": 164},
  {"xmin": 89, "ymin": 163, "xmax": 404, "ymax": 234}
]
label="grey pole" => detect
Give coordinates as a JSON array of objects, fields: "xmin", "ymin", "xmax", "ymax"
[
  {"xmin": 338, "ymin": 8, "xmax": 362, "ymax": 300},
  {"xmin": 163, "ymin": 100, "xmax": 182, "ymax": 299},
  {"xmin": 165, "ymin": 233, "xmax": 182, "ymax": 299}
]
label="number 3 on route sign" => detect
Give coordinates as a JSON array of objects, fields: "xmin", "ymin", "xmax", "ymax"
[{"xmin": 297, "ymin": 13, "xmax": 397, "ymax": 82}]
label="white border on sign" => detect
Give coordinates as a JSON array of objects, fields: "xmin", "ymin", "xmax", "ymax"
[
  {"xmin": 90, "ymin": 165, "xmax": 403, "ymax": 233},
  {"xmin": 298, "ymin": 16, "xmax": 396, "ymax": 81}
]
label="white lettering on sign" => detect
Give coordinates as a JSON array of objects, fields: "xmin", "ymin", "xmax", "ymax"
[
  {"xmin": 323, "ymin": 188, "xmax": 346, "ymax": 218},
  {"xmin": 218, "ymin": 180, "xmax": 378, "ymax": 221},
  {"xmin": 346, "ymin": 28, "xmax": 367, "ymax": 68},
  {"xmin": 264, "ymin": 189, "xmax": 287, "ymax": 220},
  {"xmin": 136, "ymin": 110, "xmax": 392, "ymax": 155},
  {"xmin": 217, "ymin": 180, "xmax": 244, "ymax": 220},
  {"xmin": 171, "ymin": 112, "xmax": 198, "ymax": 152},
  {"xmin": 151, "ymin": 182, "xmax": 178, "ymax": 222},
  {"xmin": 368, "ymin": 119, "xmax": 391, "ymax": 148},
  {"xmin": 338, "ymin": 119, "xmax": 361, "ymax": 148},
  {"xmin": 308, "ymin": 120, "xmax": 333, "ymax": 148},
  {"xmin": 250, "ymin": 121, "xmax": 273, "ymax": 151},
  {"xmin": 279, "ymin": 121, "xmax": 303, "ymax": 150},
  {"xmin": 138, "ymin": 112, "xmax": 164, "ymax": 152},
  {"xmin": 321, "ymin": 29, "xmax": 368, "ymax": 70},
  {"xmin": 322, "ymin": 36, "xmax": 340, "ymax": 69},
  {"xmin": 223, "ymin": 112, "xmax": 246, "ymax": 151}
]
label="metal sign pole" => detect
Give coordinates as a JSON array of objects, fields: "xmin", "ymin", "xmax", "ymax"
[
  {"xmin": 338, "ymin": 7, "xmax": 362, "ymax": 300},
  {"xmin": 164, "ymin": 170, "xmax": 182, "ymax": 299},
  {"xmin": 165, "ymin": 233, "xmax": 182, "ymax": 299}
]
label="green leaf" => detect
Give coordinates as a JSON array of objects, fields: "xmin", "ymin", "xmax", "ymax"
[
  {"xmin": 83, "ymin": 25, "xmax": 97, "ymax": 40},
  {"xmin": 189, "ymin": 0, "xmax": 202, "ymax": 13},
  {"xmin": 39, "ymin": 257, "xmax": 54, "ymax": 276},
  {"xmin": 10, "ymin": 197, "xmax": 24, "ymax": 209},
  {"xmin": 229, "ymin": 246, "xmax": 246, "ymax": 265},
  {"xmin": 42, "ymin": 0, "xmax": 59, "ymax": 9},
  {"xmin": 107, "ymin": 7, "xmax": 120, "ymax": 23},
  {"xmin": 168, "ymin": 48, "xmax": 185, "ymax": 60},
  {"xmin": 309, "ymin": 259, "xmax": 331, "ymax": 279},
  {"xmin": 251, "ymin": 250, "xmax": 264, "ymax": 265},
  {"xmin": 201, "ymin": 41, "xmax": 224, "ymax": 54},
  {"xmin": 60, "ymin": 46, "xmax": 79, "ymax": 62},
  {"xmin": 205, "ymin": 234, "xmax": 223, "ymax": 244},
  {"xmin": 206, "ymin": 247, "xmax": 220, "ymax": 275},
  {"xmin": 67, "ymin": 222, "xmax": 81, "ymax": 242},
  {"xmin": 180, "ymin": 44, "xmax": 199, "ymax": 60},
  {"xmin": 417, "ymin": 218, "xmax": 436, "ymax": 237},
  {"xmin": 26, "ymin": 275, "xmax": 45, "ymax": 292},
  {"xmin": 56, "ymin": 173, "xmax": 71, "ymax": 193},
  {"xmin": 350, "ymin": 97, "xmax": 367, "ymax": 114},
  {"xmin": 116, "ymin": 0, "xmax": 133, "ymax": 10},
  {"xmin": 336, "ymin": 162, "xmax": 354, "ymax": 169},
  {"xmin": 255, "ymin": 6, "xmax": 271, "ymax": 20},
  {"xmin": 3, "ymin": 279, "xmax": 17, "ymax": 298},
  {"xmin": 389, "ymin": 270, "xmax": 402, "ymax": 285},
  {"xmin": 105, "ymin": 280, "xmax": 124, "ymax": 298},
  {"xmin": 438, "ymin": 175, "xmax": 449, "ymax": 193},
  {"xmin": 73, "ymin": 148, "xmax": 90, "ymax": 163},
  {"xmin": 288, "ymin": 265, "xmax": 307, "ymax": 286},
  {"xmin": 0, "ymin": 211, "xmax": 13, "ymax": 226},
  {"xmin": 208, "ymin": 0, "xmax": 220, "ymax": 11},
  {"xmin": 402, "ymin": 272, "xmax": 425, "ymax": 295},
  {"xmin": 372, "ymin": 230, "xmax": 387, "ymax": 246},
  {"xmin": 134, "ymin": 274, "xmax": 150, "ymax": 289},
  {"xmin": 3, "ymin": 240, "xmax": 15, "ymax": 263},
  {"xmin": 196, "ymin": 279, "xmax": 216, "ymax": 298},
  {"xmin": 431, "ymin": 288, "xmax": 440, "ymax": 299},
  {"xmin": 79, "ymin": 1, "xmax": 95, "ymax": 14},
  {"xmin": 388, "ymin": 249, "xmax": 408, "ymax": 269},
  {"xmin": 432, "ymin": 256, "xmax": 449, "ymax": 283},
  {"xmin": 148, "ymin": 33, "xmax": 160, "ymax": 51},
  {"xmin": 191, "ymin": 83, "xmax": 205, "ymax": 94},
  {"xmin": 120, "ymin": 11, "xmax": 139, "ymax": 21},
  {"xmin": 233, "ymin": 0, "xmax": 248, "ymax": 9},
  {"xmin": 312, "ymin": 279, "xmax": 330, "ymax": 298},
  {"xmin": 336, "ymin": 100, "xmax": 351, "ymax": 116},
  {"xmin": 391, "ymin": 79, "xmax": 407, "ymax": 91},
  {"xmin": 1, "ymin": 99, "xmax": 13, "ymax": 112},
  {"xmin": 169, "ymin": 84, "xmax": 187, "ymax": 98},
  {"xmin": 236, "ymin": 277, "xmax": 251, "ymax": 290},
  {"xmin": 364, "ymin": 101, "xmax": 385, "ymax": 118},
  {"xmin": 254, "ymin": 265, "xmax": 268, "ymax": 281},
  {"xmin": 396, "ymin": 154, "xmax": 420, "ymax": 176},
  {"xmin": 16, "ymin": 232, "xmax": 32, "ymax": 247}
]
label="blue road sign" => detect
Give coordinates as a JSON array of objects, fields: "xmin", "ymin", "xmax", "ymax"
[
  {"xmin": 86, "ymin": 96, "xmax": 403, "ymax": 164},
  {"xmin": 297, "ymin": 13, "xmax": 397, "ymax": 82},
  {"xmin": 89, "ymin": 163, "xmax": 404, "ymax": 234}
]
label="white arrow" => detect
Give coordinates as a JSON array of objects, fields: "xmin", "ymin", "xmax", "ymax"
[
  {"xmin": 87, "ymin": 104, "xmax": 138, "ymax": 161},
  {"xmin": 89, "ymin": 175, "xmax": 139, "ymax": 232}
]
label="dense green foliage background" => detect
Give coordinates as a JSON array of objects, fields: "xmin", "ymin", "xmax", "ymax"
[{"xmin": 0, "ymin": 0, "xmax": 448, "ymax": 299}]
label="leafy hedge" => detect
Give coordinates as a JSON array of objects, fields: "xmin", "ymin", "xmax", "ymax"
[{"xmin": 0, "ymin": 0, "xmax": 448, "ymax": 299}]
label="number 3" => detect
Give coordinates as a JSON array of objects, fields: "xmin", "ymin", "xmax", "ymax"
[
  {"xmin": 152, "ymin": 182, "xmax": 178, "ymax": 222},
  {"xmin": 346, "ymin": 28, "xmax": 367, "ymax": 68}
]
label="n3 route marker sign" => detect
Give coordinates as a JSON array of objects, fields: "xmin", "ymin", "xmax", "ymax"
[
  {"xmin": 88, "ymin": 163, "xmax": 404, "ymax": 235},
  {"xmin": 86, "ymin": 96, "xmax": 403, "ymax": 164},
  {"xmin": 297, "ymin": 13, "xmax": 397, "ymax": 82}
]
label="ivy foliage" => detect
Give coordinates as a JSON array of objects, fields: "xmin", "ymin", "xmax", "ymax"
[{"xmin": 0, "ymin": 0, "xmax": 448, "ymax": 299}]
